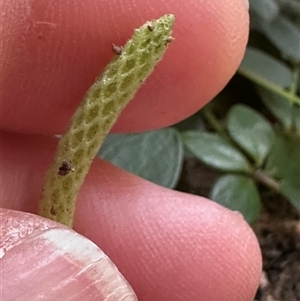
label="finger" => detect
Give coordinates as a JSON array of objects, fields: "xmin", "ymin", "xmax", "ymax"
[
  {"xmin": 2, "ymin": 132, "xmax": 261, "ymax": 301},
  {"xmin": 2, "ymin": 0, "xmax": 249, "ymax": 134},
  {"xmin": 1, "ymin": 209, "xmax": 137, "ymax": 300}
]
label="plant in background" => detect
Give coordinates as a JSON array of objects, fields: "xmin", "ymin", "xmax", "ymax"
[
  {"xmin": 182, "ymin": 100, "xmax": 299, "ymax": 223},
  {"xmin": 181, "ymin": 0, "xmax": 300, "ymax": 223},
  {"xmin": 98, "ymin": 128, "xmax": 184, "ymax": 188}
]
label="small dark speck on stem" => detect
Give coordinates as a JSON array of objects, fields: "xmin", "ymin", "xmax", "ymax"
[
  {"xmin": 58, "ymin": 160, "xmax": 75, "ymax": 176},
  {"xmin": 166, "ymin": 36, "xmax": 175, "ymax": 43},
  {"xmin": 50, "ymin": 206, "xmax": 57, "ymax": 215},
  {"xmin": 147, "ymin": 23, "xmax": 154, "ymax": 31},
  {"xmin": 112, "ymin": 44, "xmax": 123, "ymax": 55}
]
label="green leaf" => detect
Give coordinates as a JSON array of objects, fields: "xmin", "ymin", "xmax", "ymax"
[
  {"xmin": 265, "ymin": 135, "xmax": 300, "ymax": 179},
  {"xmin": 264, "ymin": 134, "xmax": 300, "ymax": 210},
  {"xmin": 239, "ymin": 47, "xmax": 294, "ymax": 88},
  {"xmin": 279, "ymin": 1, "xmax": 300, "ymax": 20},
  {"xmin": 256, "ymin": 86, "xmax": 294, "ymax": 130},
  {"xmin": 181, "ymin": 131, "xmax": 251, "ymax": 172},
  {"xmin": 175, "ymin": 114, "xmax": 206, "ymax": 132},
  {"xmin": 281, "ymin": 177, "xmax": 300, "ymax": 212},
  {"xmin": 261, "ymin": 15, "xmax": 300, "ymax": 62},
  {"xmin": 266, "ymin": 135, "xmax": 300, "ymax": 211},
  {"xmin": 292, "ymin": 105, "xmax": 300, "ymax": 136},
  {"xmin": 210, "ymin": 175, "xmax": 261, "ymax": 223},
  {"xmin": 227, "ymin": 104, "xmax": 275, "ymax": 165},
  {"xmin": 250, "ymin": 0, "xmax": 279, "ymax": 22},
  {"xmin": 98, "ymin": 128, "xmax": 184, "ymax": 188}
]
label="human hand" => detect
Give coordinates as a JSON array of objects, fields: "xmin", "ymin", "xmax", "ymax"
[{"xmin": 1, "ymin": 0, "xmax": 261, "ymax": 300}]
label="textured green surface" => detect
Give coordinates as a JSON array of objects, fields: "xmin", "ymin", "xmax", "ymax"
[{"xmin": 39, "ymin": 14, "xmax": 175, "ymax": 227}]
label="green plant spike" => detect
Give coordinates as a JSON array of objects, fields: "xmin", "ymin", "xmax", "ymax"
[{"xmin": 38, "ymin": 14, "xmax": 175, "ymax": 227}]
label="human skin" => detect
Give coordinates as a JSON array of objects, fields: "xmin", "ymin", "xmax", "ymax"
[{"xmin": 1, "ymin": 0, "xmax": 262, "ymax": 300}]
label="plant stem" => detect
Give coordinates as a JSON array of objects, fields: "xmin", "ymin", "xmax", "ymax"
[
  {"xmin": 38, "ymin": 15, "xmax": 175, "ymax": 227},
  {"xmin": 253, "ymin": 169, "xmax": 281, "ymax": 192},
  {"xmin": 239, "ymin": 70, "xmax": 300, "ymax": 106},
  {"xmin": 201, "ymin": 107, "xmax": 230, "ymax": 140}
]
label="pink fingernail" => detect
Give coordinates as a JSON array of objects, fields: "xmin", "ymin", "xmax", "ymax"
[{"xmin": 2, "ymin": 227, "xmax": 137, "ymax": 300}]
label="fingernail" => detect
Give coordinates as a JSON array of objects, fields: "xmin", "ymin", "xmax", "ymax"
[
  {"xmin": 2, "ymin": 227, "xmax": 137, "ymax": 300},
  {"xmin": 244, "ymin": 0, "xmax": 249, "ymax": 10}
]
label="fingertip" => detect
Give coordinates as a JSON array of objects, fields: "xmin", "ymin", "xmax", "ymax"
[
  {"xmin": 1, "ymin": 132, "xmax": 261, "ymax": 300},
  {"xmin": 74, "ymin": 164, "xmax": 261, "ymax": 301},
  {"xmin": 0, "ymin": 208, "xmax": 137, "ymax": 301},
  {"xmin": 2, "ymin": 0, "xmax": 249, "ymax": 134}
]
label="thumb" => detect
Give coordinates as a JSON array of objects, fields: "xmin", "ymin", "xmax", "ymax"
[{"xmin": 1, "ymin": 208, "xmax": 137, "ymax": 301}]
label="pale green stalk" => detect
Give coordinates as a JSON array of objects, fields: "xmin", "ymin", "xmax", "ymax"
[{"xmin": 38, "ymin": 14, "xmax": 175, "ymax": 227}]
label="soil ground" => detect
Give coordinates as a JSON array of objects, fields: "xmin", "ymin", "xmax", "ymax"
[{"xmin": 176, "ymin": 158, "xmax": 300, "ymax": 301}]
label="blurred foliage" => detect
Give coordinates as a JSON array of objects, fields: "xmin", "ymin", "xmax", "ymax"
[
  {"xmin": 98, "ymin": 128, "xmax": 184, "ymax": 188},
  {"xmin": 98, "ymin": 0, "xmax": 299, "ymax": 223},
  {"xmin": 181, "ymin": 0, "xmax": 300, "ymax": 223}
]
